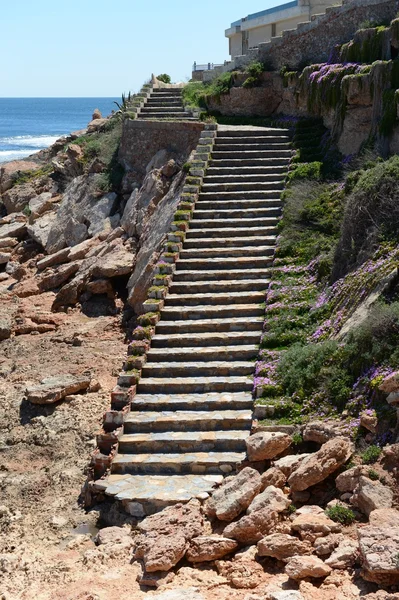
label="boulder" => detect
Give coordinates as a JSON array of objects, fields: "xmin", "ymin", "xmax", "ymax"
[
  {"xmin": 95, "ymin": 526, "xmax": 132, "ymax": 547},
  {"xmin": 186, "ymin": 536, "xmax": 238, "ymax": 563},
  {"xmin": 37, "ymin": 248, "xmax": 70, "ymax": 270},
  {"xmin": 288, "ymin": 438, "xmax": 353, "ymax": 491},
  {"xmin": 2, "ymin": 182, "xmax": 37, "ymax": 213},
  {"xmin": 358, "ymin": 526, "xmax": 399, "ymax": 585},
  {"xmin": 274, "ymin": 454, "xmax": 312, "ymax": 478},
  {"xmin": 216, "ymin": 558, "xmax": 265, "ymax": 589},
  {"xmin": 246, "ymin": 431, "xmax": 292, "ymax": 462},
  {"xmin": 335, "ymin": 466, "xmax": 367, "ymax": 493},
  {"xmin": 267, "ymin": 592, "xmax": 304, "ymax": 600},
  {"xmin": 91, "ymin": 246, "xmax": 134, "ymax": 278},
  {"xmin": 325, "ymin": 538, "xmax": 358, "ymax": 569},
  {"xmin": 223, "ymin": 507, "xmax": 279, "ymax": 544},
  {"xmin": 0, "ymin": 219, "xmax": 27, "ymax": 240},
  {"xmin": 26, "ymin": 374, "xmax": 91, "ymax": 404},
  {"xmin": 247, "ymin": 485, "xmax": 291, "ymax": 515},
  {"xmin": 360, "ymin": 411, "xmax": 378, "ymax": 433},
  {"xmin": 148, "ymin": 590, "xmax": 205, "ymax": 600},
  {"xmin": 92, "ymin": 109, "xmax": 102, "ymax": 120},
  {"xmin": 135, "ymin": 532, "xmax": 187, "ymax": 572},
  {"xmin": 257, "ymin": 533, "xmax": 312, "ymax": 561},
  {"xmin": 0, "ymin": 252, "xmax": 11, "ymax": 265},
  {"xmin": 38, "ymin": 262, "xmax": 80, "ymax": 291},
  {"xmin": 302, "ymin": 421, "xmax": 339, "ymax": 444},
  {"xmin": 261, "ymin": 467, "xmax": 286, "ymax": 490},
  {"xmin": 291, "ymin": 514, "xmax": 341, "ymax": 543},
  {"xmin": 0, "ymin": 237, "xmax": 18, "ymax": 249},
  {"xmin": 205, "ymin": 467, "xmax": 262, "ymax": 522},
  {"xmin": 369, "ymin": 508, "xmax": 399, "ymax": 528},
  {"xmin": 87, "ymin": 118, "xmax": 109, "ymax": 133},
  {"xmin": 138, "ymin": 500, "xmax": 204, "ymax": 539},
  {"xmin": 28, "ymin": 192, "xmax": 53, "ymax": 221},
  {"xmin": 285, "ymin": 555, "xmax": 332, "ymax": 580},
  {"xmin": 0, "ymin": 317, "xmax": 11, "ymax": 341},
  {"xmin": 27, "ymin": 212, "xmax": 57, "ymax": 248},
  {"xmin": 313, "ymin": 533, "xmax": 345, "ymax": 557},
  {"xmin": 379, "ymin": 371, "xmax": 399, "ymax": 394},
  {"xmin": 351, "ymin": 476, "xmax": 393, "ymax": 516}
]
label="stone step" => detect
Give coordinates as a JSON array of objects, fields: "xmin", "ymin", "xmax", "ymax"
[
  {"xmin": 118, "ymin": 430, "xmax": 249, "ymax": 454},
  {"xmin": 142, "ymin": 360, "xmax": 255, "ymax": 378},
  {"xmin": 210, "ymin": 158, "xmax": 291, "ymax": 167},
  {"xmin": 137, "ymin": 376, "xmax": 253, "ymax": 395},
  {"xmin": 130, "ymin": 391, "xmax": 254, "ymax": 411},
  {"xmin": 155, "ymin": 316, "xmax": 264, "ymax": 335},
  {"xmin": 160, "ymin": 303, "xmax": 264, "ymax": 321},
  {"xmin": 212, "ymin": 143, "xmax": 291, "ymax": 152},
  {"xmin": 139, "ymin": 114, "xmax": 195, "ymax": 120},
  {"xmin": 111, "ymin": 451, "xmax": 246, "ymax": 475},
  {"xmin": 147, "ymin": 344, "xmax": 259, "ymax": 362},
  {"xmin": 218, "ymin": 128, "xmax": 289, "ymax": 137},
  {"xmin": 151, "ymin": 330, "xmax": 261, "ymax": 348},
  {"xmin": 211, "ymin": 150, "xmax": 292, "ymax": 159},
  {"xmin": 146, "ymin": 99, "xmax": 183, "ymax": 106},
  {"xmin": 175, "ymin": 256, "xmax": 273, "ymax": 271},
  {"xmin": 186, "ymin": 225, "xmax": 278, "ymax": 239},
  {"xmin": 207, "ymin": 166, "xmax": 288, "ymax": 176},
  {"xmin": 151, "ymin": 90, "xmax": 182, "ymax": 95},
  {"xmin": 97, "ymin": 474, "xmax": 223, "ymax": 511},
  {"xmin": 192, "ymin": 207, "xmax": 281, "ymax": 219},
  {"xmin": 197, "ymin": 191, "xmax": 281, "ymax": 202},
  {"xmin": 189, "ymin": 217, "xmax": 279, "ymax": 229},
  {"xmin": 203, "ymin": 173, "xmax": 285, "ymax": 184},
  {"xmin": 196, "ymin": 199, "xmax": 281, "ymax": 210},
  {"xmin": 183, "ymin": 235, "xmax": 277, "ymax": 248},
  {"xmin": 141, "ymin": 106, "xmax": 186, "ymax": 113},
  {"xmin": 169, "ymin": 279, "xmax": 269, "ymax": 294},
  {"xmin": 165, "ymin": 290, "xmax": 265, "ymax": 307},
  {"xmin": 124, "ymin": 410, "xmax": 252, "ymax": 434},
  {"xmin": 215, "ymin": 136, "xmax": 290, "ymax": 145},
  {"xmin": 173, "ymin": 268, "xmax": 271, "ymax": 282},
  {"xmin": 179, "ymin": 245, "xmax": 275, "ymax": 258},
  {"xmin": 201, "ymin": 181, "xmax": 284, "ymax": 193}
]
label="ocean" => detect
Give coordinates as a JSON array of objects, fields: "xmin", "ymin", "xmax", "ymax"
[{"xmin": 0, "ymin": 98, "xmax": 119, "ymax": 164}]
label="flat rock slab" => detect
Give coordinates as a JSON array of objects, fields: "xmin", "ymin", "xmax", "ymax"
[{"xmin": 26, "ymin": 374, "xmax": 91, "ymax": 404}]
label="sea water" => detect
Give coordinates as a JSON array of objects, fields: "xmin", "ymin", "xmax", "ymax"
[{"xmin": 0, "ymin": 98, "xmax": 118, "ymax": 164}]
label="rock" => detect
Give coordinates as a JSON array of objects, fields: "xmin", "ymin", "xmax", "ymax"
[
  {"xmin": 135, "ymin": 532, "xmax": 187, "ymax": 572},
  {"xmin": 233, "ymin": 545, "xmax": 258, "ymax": 562},
  {"xmin": 358, "ymin": 526, "xmax": 399, "ymax": 585},
  {"xmin": 247, "ymin": 485, "xmax": 291, "ymax": 515},
  {"xmin": 0, "ymin": 251, "xmax": 11, "ymax": 264},
  {"xmin": 216, "ymin": 559, "xmax": 265, "ymax": 589},
  {"xmin": 261, "ymin": 467, "xmax": 286, "ymax": 489},
  {"xmin": 246, "ymin": 431, "xmax": 292, "ymax": 462},
  {"xmin": 291, "ymin": 491, "xmax": 311, "ymax": 504},
  {"xmin": 0, "ymin": 237, "xmax": 18, "ymax": 249},
  {"xmin": 87, "ymin": 118, "xmax": 108, "ymax": 133},
  {"xmin": 0, "ymin": 317, "xmax": 11, "ymax": 341},
  {"xmin": 258, "ymin": 534, "xmax": 312, "ymax": 561},
  {"xmin": 28, "ymin": 192, "xmax": 53, "ymax": 220},
  {"xmin": 274, "ymin": 454, "xmax": 312, "ymax": 478},
  {"xmin": 68, "ymin": 238, "xmax": 100, "ymax": 261},
  {"xmin": 146, "ymin": 149, "xmax": 169, "ymax": 174},
  {"xmin": 91, "ymin": 246, "xmax": 134, "ymax": 278},
  {"xmin": 379, "ymin": 371, "xmax": 399, "ymax": 394},
  {"xmin": 39, "ymin": 261, "xmax": 80, "ymax": 291},
  {"xmin": 26, "ymin": 374, "xmax": 91, "ymax": 404},
  {"xmin": 369, "ymin": 508, "xmax": 399, "ymax": 528},
  {"xmin": 138, "ymin": 500, "xmax": 204, "ymax": 539},
  {"xmin": 285, "ymin": 555, "xmax": 332, "ymax": 580},
  {"xmin": 294, "ymin": 505, "xmax": 325, "ymax": 518},
  {"xmin": 0, "ymin": 219, "xmax": 27, "ymax": 240},
  {"xmin": 147, "ymin": 589, "xmax": 205, "ymax": 600},
  {"xmin": 205, "ymin": 467, "xmax": 262, "ymax": 521},
  {"xmin": 95, "ymin": 526, "xmax": 132, "ymax": 546},
  {"xmin": 325, "ymin": 538, "xmax": 358, "ymax": 569},
  {"xmin": 37, "ymin": 248, "xmax": 70, "ymax": 270},
  {"xmin": 161, "ymin": 160, "xmax": 179, "ymax": 178},
  {"xmin": 186, "ymin": 536, "xmax": 238, "ymax": 563},
  {"xmin": 302, "ymin": 421, "xmax": 339, "ymax": 444},
  {"xmin": 288, "ymin": 438, "xmax": 353, "ymax": 492},
  {"xmin": 291, "ymin": 514, "xmax": 341, "ymax": 543},
  {"xmin": 27, "ymin": 211, "xmax": 57, "ymax": 248},
  {"xmin": 313, "ymin": 533, "xmax": 345, "ymax": 556},
  {"xmin": 0, "ymin": 159, "xmax": 41, "ymax": 194},
  {"xmin": 267, "ymin": 592, "xmax": 304, "ymax": 600},
  {"xmin": 223, "ymin": 507, "xmax": 279, "ymax": 544},
  {"xmin": 360, "ymin": 411, "xmax": 378, "ymax": 433},
  {"xmin": 137, "ymin": 569, "xmax": 175, "ymax": 589},
  {"xmin": 351, "ymin": 476, "xmax": 393, "ymax": 516},
  {"xmin": 92, "ymin": 109, "xmax": 102, "ymax": 120},
  {"xmin": 2, "ymin": 182, "xmax": 37, "ymax": 213},
  {"xmin": 335, "ymin": 466, "xmax": 366, "ymax": 493}
]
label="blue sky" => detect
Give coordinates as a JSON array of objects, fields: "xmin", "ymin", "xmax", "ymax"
[{"xmin": 1, "ymin": 0, "xmax": 280, "ymax": 97}]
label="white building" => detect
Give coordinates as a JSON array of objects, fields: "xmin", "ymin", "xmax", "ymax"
[{"xmin": 226, "ymin": 0, "xmax": 342, "ymax": 59}]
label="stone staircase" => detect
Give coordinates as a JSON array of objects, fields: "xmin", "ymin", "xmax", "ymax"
[
  {"xmin": 138, "ymin": 88, "xmax": 195, "ymax": 120},
  {"xmin": 95, "ymin": 125, "xmax": 292, "ymax": 515}
]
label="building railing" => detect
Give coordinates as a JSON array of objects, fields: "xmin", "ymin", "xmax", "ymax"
[{"xmin": 192, "ymin": 62, "xmax": 224, "ymax": 72}]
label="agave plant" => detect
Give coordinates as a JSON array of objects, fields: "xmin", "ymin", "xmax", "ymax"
[{"xmin": 113, "ymin": 92, "xmax": 133, "ymax": 118}]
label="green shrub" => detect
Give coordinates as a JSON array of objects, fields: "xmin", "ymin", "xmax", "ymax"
[
  {"xmin": 246, "ymin": 62, "xmax": 265, "ymax": 78},
  {"xmin": 243, "ymin": 76, "xmax": 260, "ymax": 88},
  {"xmin": 288, "ymin": 162, "xmax": 322, "ymax": 183},
  {"xmin": 325, "ymin": 505, "xmax": 356, "ymax": 525},
  {"xmin": 292, "ymin": 432, "xmax": 303, "ymax": 445},
  {"xmin": 157, "ymin": 74, "xmax": 171, "ymax": 84},
  {"xmin": 368, "ymin": 469, "xmax": 379, "ymax": 480},
  {"xmin": 362, "ymin": 445, "xmax": 382, "ymax": 464}
]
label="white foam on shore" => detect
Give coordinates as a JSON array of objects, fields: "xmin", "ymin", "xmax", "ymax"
[{"xmin": 0, "ymin": 135, "xmax": 65, "ymax": 164}]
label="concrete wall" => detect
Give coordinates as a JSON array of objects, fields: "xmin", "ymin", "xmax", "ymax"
[
  {"xmin": 119, "ymin": 120, "xmax": 204, "ymax": 184},
  {"xmin": 230, "ymin": 33, "xmax": 243, "ymax": 58}
]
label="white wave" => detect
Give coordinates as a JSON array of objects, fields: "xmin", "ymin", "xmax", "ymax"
[
  {"xmin": 0, "ymin": 134, "xmax": 63, "ymax": 148},
  {"xmin": 0, "ymin": 149, "xmax": 43, "ymax": 164}
]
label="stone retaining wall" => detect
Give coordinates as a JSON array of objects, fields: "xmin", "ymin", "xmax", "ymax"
[{"xmin": 119, "ymin": 120, "xmax": 204, "ymax": 183}]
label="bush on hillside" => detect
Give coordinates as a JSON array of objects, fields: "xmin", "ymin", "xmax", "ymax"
[{"xmin": 157, "ymin": 74, "xmax": 171, "ymax": 84}]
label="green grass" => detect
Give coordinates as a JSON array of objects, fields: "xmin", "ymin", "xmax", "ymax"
[
  {"xmin": 325, "ymin": 505, "xmax": 356, "ymax": 525},
  {"xmin": 362, "ymin": 445, "xmax": 382, "ymax": 464}
]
